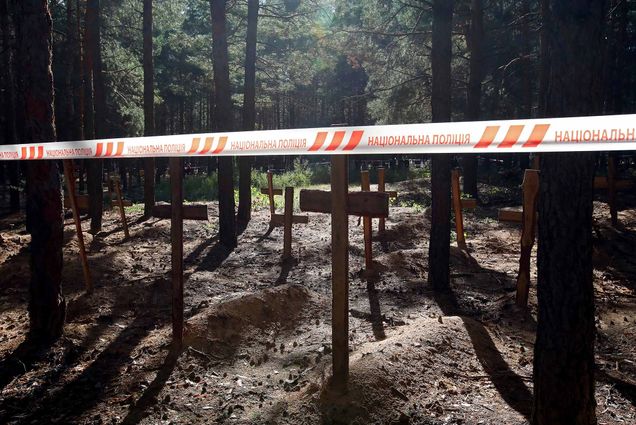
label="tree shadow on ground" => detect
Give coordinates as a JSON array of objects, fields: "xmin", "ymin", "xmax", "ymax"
[
  {"xmin": 121, "ymin": 345, "xmax": 181, "ymax": 424},
  {"xmin": 433, "ymin": 290, "xmax": 532, "ymax": 420},
  {"xmin": 596, "ymin": 368, "xmax": 636, "ymax": 407}
]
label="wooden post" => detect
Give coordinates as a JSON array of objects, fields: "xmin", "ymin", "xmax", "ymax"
[
  {"xmin": 170, "ymin": 158, "xmax": 184, "ymax": 346},
  {"xmin": 331, "ymin": 155, "xmax": 349, "ymax": 392},
  {"xmin": 267, "ymin": 170, "xmax": 276, "ymax": 217},
  {"xmin": 608, "ymin": 154, "xmax": 617, "ymax": 226},
  {"xmin": 63, "ymin": 160, "xmax": 93, "ymax": 293},
  {"xmin": 378, "ymin": 168, "xmax": 386, "ymax": 234},
  {"xmin": 360, "ymin": 170, "xmax": 373, "ymax": 270},
  {"xmin": 451, "ymin": 169, "xmax": 466, "ymax": 249},
  {"xmin": 516, "ymin": 169, "xmax": 540, "ymax": 307},
  {"xmin": 113, "ymin": 176, "xmax": 130, "ymax": 239},
  {"xmin": 283, "ymin": 187, "xmax": 293, "ymax": 260}
]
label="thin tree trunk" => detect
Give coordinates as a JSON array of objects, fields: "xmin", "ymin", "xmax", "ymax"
[
  {"xmin": 211, "ymin": 0, "xmax": 237, "ymax": 248},
  {"xmin": 427, "ymin": 0, "xmax": 454, "ymax": 292},
  {"xmin": 462, "ymin": 0, "xmax": 483, "ymax": 199},
  {"xmin": 237, "ymin": 0, "xmax": 259, "ymax": 224},
  {"xmin": 85, "ymin": 0, "xmax": 104, "ymax": 233},
  {"xmin": 15, "ymin": 0, "xmax": 66, "ymax": 341},
  {"xmin": 532, "ymin": 1, "xmax": 604, "ymax": 424},
  {"xmin": 1, "ymin": 0, "xmax": 20, "ymax": 212},
  {"xmin": 143, "ymin": 0, "xmax": 155, "ymax": 218}
]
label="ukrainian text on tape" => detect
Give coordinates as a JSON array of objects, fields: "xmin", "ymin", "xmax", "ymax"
[{"xmin": 1, "ymin": 114, "xmax": 635, "ymax": 161}]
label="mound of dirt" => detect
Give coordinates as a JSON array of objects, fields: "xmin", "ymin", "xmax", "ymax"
[
  {"xmin": 256, "ymin": 316, "xmax": 531, "ymax": 425},
  {"xmin": 184, "ymin": 284, "xmax": 328, "ymax": 359}
]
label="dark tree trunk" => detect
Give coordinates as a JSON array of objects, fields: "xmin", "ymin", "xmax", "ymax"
[
  {"xmin": 462, "ymin": 0, "xmax": 483, "ymax": 199},
  {"xmin": 237, "ymin": 0, "xmax": 259, "ymax": 224},
  {"xmin": 210, "ymin": 0, "xmax": 237, "ymax": 248},
  {"xmin": 1, "ymin": 0, "xmax": 20, "ymax": 211},
  {"xmin": 84, "ymin": 0, "xmax": 104, "ymax": 233},
  {"xmin": 427, "ymin": 0, "xmax": 454, "ymax": 291},
  {"xmin": 143, "ymin": 0, "xmax": 155, "ymax": 218},
  {"xmin": 532, "ymin": 1, "xmax": 605, "ymax": 424},
  {"xmin": 15, "ymin": 0, "xmax": 65, "ymax": 341}
]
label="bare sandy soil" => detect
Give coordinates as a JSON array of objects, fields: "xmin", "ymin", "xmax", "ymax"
[{"xmin": 0, "ymin": 177, "xmax": 634, "ymax": 424}]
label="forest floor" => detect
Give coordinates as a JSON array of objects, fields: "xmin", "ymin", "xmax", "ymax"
[{"xmin": 0, "ymin": 174, "xmax": 635, "ymax": 425}]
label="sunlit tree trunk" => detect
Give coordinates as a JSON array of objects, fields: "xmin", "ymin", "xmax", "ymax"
[
  {"xmin": 532, "ymin": 1, "xmax": 604, "ymax": 424},
  {"xmin": 15, "ymin": 0, "xmax": 66, "ymax": 341},
  {"xmin": 427, "ymin": 0, "xmax": 454, "ymax": 291},
  {"xmin": 210, "ymin": 0, "xmax": 237, "ymax": 248}
]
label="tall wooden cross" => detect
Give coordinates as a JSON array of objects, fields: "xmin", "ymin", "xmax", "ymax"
[{"xmin": 300, "ymin": 157, "xmax": 389, "ymax": 392}]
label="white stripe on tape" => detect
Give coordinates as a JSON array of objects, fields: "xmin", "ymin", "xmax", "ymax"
[{"xmin": 0, "ymin": 114, "xmax": 635, "ymax": 161}]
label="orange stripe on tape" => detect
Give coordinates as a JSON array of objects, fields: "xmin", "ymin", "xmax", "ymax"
[
  {"xmin": 474, "ymin": 126, "xmax": 500, "ymax": 149},
  {"xmin": 114, "ymin": 142, "xmax": 124, "ymax": 156},
  {"xmin": 199, "ymin": 137, "xmax": 214, "ymax": 155},
  {"xmin": 37, "ymin": 146, "xmax": 44, "ymax": 159},
  {"xmin": 498, "ymin": 125, "xmax": 525, "ymax": 148},
  {"xmin": 309, "ymin": 132, "xmax": 328, "ymax": 151},
  {"xmin": 29, "ymin": 146, "xmax": 35, "ymax": 159},
  {"xmin": 326, "ymin": 131, "xmax": 346, "ymax": 151},
  {"xmin": 105, "ymin": 142, "xmax": 114, "ymax": 157},
  {"xmin": 523, "ymin": 124, "xmax": 550, "ymax": 148},
  {"xmin": 95, "ymin": 143, "xmax": 103, "ymax": 157},
  {"xmin": 212, "ymin": 137, "xmax": 227, "ymax": 154},
  {"xmin": 343, "ymin": 131, "xmax": 364, "ymax": 151},
  {"xmin": 21, "ymin": 147, "xmax": 27, "ymax": 159},
  {"xmin": 189, "ymin": 138, "xmax": 201, "ymax": 153}
]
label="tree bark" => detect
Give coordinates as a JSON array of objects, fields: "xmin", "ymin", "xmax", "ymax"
[
  {"xmin": 237, "ymin": 0, "xmax": 259, "ymax": 224},
  {"xmin": 211, "ymin": 0, "xmax": 237, "ymax": 248},
  {"xmin": 1, "ymin": 0, "xmax": 20, "ymax": 212},
  {"xmin": 462, "ymin": 0, "xmax": 482, "ymax": 199},
  {"xmin": 143, "ymin": 0, "xmax": 155, "ymax": 218},
  {"xmin": 427, "ymin": 0, "xmax": 454, "ymax": 291},
  {"xmin": 14, "ymin": 0, "xmax": 65, "ymax": 341},
  {"xmin": 85, "ymin": 0, "xmax": 105, "ymax": 233},
  {"xmin": 532, "ymin": 1, "xmax": 605, "ymax": 424}
]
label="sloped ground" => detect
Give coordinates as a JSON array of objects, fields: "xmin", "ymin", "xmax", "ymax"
[{"xmin": 0, "ymin": 177, "xmax": 634, "ymax": 424}]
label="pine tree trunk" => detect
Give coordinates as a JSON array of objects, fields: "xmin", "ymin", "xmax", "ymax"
[
  {"xmin": 427, "ymin": 0, "xmax": 454, "ymax": 291},
  {"xmin": 532, "ymin": 1, "xmax": 604, "ymax": 424},
  {"xmin": 237, "ymin": 0, "xmax": 259, "ymax": 224},
  {"xmin": 211, "ymin": 0, "xmax": 236, "ymax": 248},
  {"xmin": 15, "ymin": 0, "xmax": 66, "ymax": 341},
  {"xmin": 143, "ymin": 0, "xmax": 155, "ymax": 218},
  {"xmin": 462, "ymin": 0, "xmax": 482, "ymax": 199},
  {"xmin": 85, "ymin": 0, "xmax": 104, "ymax": 233},
  {"xmin": 0, "ymin": 0, "xmax": 20, "ymax": 212}
]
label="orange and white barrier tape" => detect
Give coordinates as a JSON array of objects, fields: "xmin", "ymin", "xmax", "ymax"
[{"xmin": 1, "ymin": 114, "xmax": 635, "ymax": 161}]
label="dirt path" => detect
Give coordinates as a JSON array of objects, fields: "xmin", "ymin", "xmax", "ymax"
[{"xmin": 0, "ymin": 179, "xmax": 634, "ymax": 424}]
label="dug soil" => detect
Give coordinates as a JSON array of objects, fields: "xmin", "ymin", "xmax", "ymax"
[{"xmin": 0, "ymin": 176, "xmax": 635, "ymax": 424}]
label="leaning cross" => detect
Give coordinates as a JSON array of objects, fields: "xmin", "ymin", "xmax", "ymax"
[{"xmin": 299, "ymin": 157, "xmax": 389, "ymax": 392}]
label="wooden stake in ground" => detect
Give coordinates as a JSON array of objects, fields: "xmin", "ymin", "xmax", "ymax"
[
  {"xmin": 112, "ymin": 175, "xmax": 130, "ymax": 239},
  {"xmin": 360, "ymin": 170, "xmax": 373, "ymax": 270},
  {"xmin": 331, "ymin": 155, "xmax": 349, "ymax": 392},
  {"xmin": 451, "ymin": 169, "xmax": 466, "ymax": 250},
  {"xmin": 300, "ymin": 163, "xmax": 389, "ymax": 392},
  {"xmin": 283, "ymin": 187, "xmax": 294, "ymax": 260},
  {"xmin": 515, "ymin": 169, "xmax": 539, "ymax": 307},
  {"xmin": 63, "ymin": 160, "xmax": 93, "ymax": 292},
  {"xmin": 170, "ymin": 158, "xmax": 184, "ymax": 347},
  {"xmin": 378, "ymin": 168, "xmax": 387, "ymax": 234}
]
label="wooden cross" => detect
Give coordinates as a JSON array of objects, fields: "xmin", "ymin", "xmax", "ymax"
[
  {"xmin": 62, "ymin": 160, "xmax": 92, "ymax": 293},
  {"xmin": 359, "ymin": 169, "xmax": 398, "ymax": 271},
  {"xmin": 108, "ymin": 175, "xmax": 130, "ymax": 239},
  {"xmin": 300, "ymin": 157, "xmax": 389, "ymax": 392},
  {"xmin": 260, "ymin": 171, "xmax": 309, "ymax": 260},
  {"xmin": 451, "ymin": 169, "xmax": 477, "ymax": 250}
]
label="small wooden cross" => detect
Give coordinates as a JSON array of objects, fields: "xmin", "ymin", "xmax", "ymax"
[
  {"xmin": 299, "ymin": 158, "xmax": 389, "ymax": 392},
  {"xmin": 451, "ymin": 169, "xmax": 477, "ymax": 250}
]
